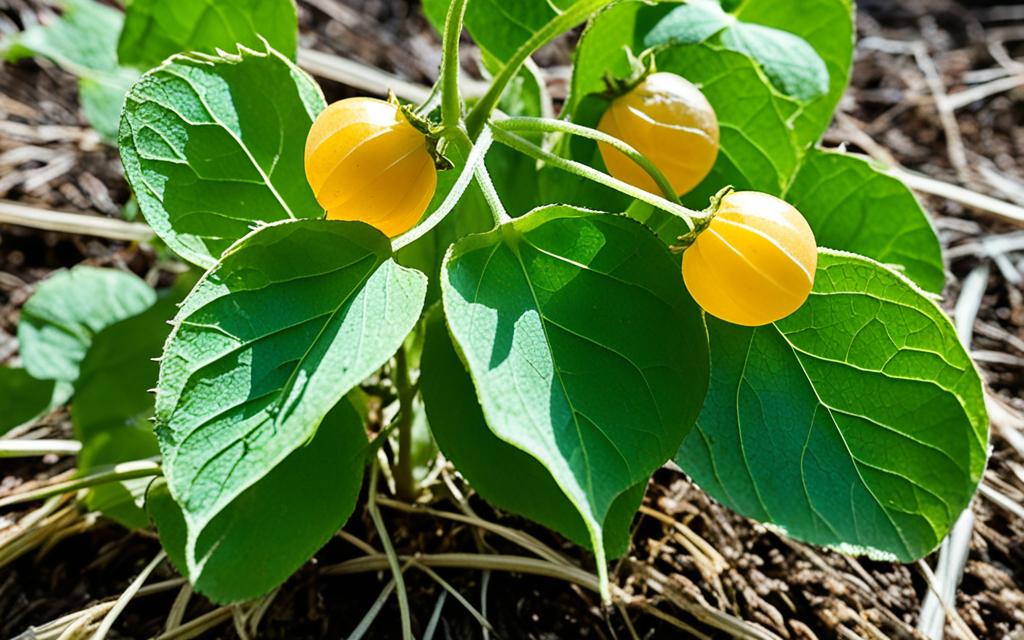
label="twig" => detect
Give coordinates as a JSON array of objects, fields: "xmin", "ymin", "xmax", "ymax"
[
  {"xmin": 0, "ymin": 439, "xmax": 81, "ymax": 458},
  {"xmin": 979, "ymin": 483, "xmax": 1024, "ymax": 521},
  {"xmin": 0, "ymin": 200, "xmax": 154, "ymax": 241},
  {"xmin": 887, "ymin": 167, "xmax": 1024, "ymax": 227},
  {"xmin": 297, "ymin": 48, "xmax": 488, "ymax": 104},
  {"xmin": 911, "ymin": 42, "xmax": 970, "ymax": 183},
  {"xmin": 0, "ymin": 459, "xmax": 161, "ymax": 508},
  {"xmin": 917, "ymin": 561, "xmax": 980, "ymax": 640},
  {"xmin": 89, "ymin": 551, "xmax": 166, "ymax": 640},
  {"xmin": 946, "ymin": 75, "xmax": 1024, "ymax": 110},
  {"xmin": 367, "ymin": 461, "xmax": 413, "ymax": 640}
]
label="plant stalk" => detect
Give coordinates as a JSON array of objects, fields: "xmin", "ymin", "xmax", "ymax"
[
  {"xmin": 440, "ymin": 0, "xmax": 471, "ymax": 130},
  {"xmin": 489, "ymin": 126, "xmax": 705, "ymax": 232},
  {"xmin": 393, "ymin": 348, "xmax": 416, "ymax": 502},
  {"xmin": 491, "ymin": 116, "xmax": 682, "ymax": 205},
  {"xmin": 465, "ymin": 0, "xmax": 613, "ymax": 138},
  {"xmin": 0, "ymin": 459, "xmax": 161, "ymax": 508},
  {"xmin": 391, "ymin": 126, "xmax": 492, "ymax": 252}
]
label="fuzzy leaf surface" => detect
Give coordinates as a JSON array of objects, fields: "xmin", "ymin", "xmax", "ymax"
[
  {"xmin": 676, "ymin": 250, "xmax": 988, "ymax": 561},
  {"xmin": 119, "ymin": 43, "xmax": 325, "ymax": 268},
  {"xmin": 441, "ymin": 206, "xmax": 708, "ymax": 568},
  {"xmin": 156, "ymin": 219, "xmax": 425, "ymax": 571}
]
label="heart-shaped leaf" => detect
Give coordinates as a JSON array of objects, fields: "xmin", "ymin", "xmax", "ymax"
[
  {"xmin": 119, "ymin": 43, "xmax": 325, "ymax": 268},
  {"xmin": 676, "ymin": 249, "xmax": 987, "ymax": 561},
  {"xmin": 441, "ymin": 205, "xmax": 708, "ymax": 592},
  {"xmin": 149, "ymin": 398, "xmax": 367, "ymax": 603},
  {"xmin": 421, "ymin": 306, "xmax": 646, "ymax": 557},
  {"xmin": 156, "ymin": 219, "xmax": 425, "ymax": 573},
  {"xmin": 119, "ymin": 0, "xmax": 298, "ymax": 69}
]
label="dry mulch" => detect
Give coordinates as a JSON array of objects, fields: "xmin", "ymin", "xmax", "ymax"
[{"xmin": 1, "ymin": 0, "xmax": 1023, "ymax": 638}]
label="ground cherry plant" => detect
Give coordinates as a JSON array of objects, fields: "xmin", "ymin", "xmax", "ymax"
[{"xmin": 4, "ymin": 0, "xmax": 989, "ymax": 611}]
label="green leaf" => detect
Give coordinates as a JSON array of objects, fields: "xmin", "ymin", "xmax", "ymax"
[
  {"xmin": 718, "ymin": 22, "xmax": 828, "ymax": 104},
  {"xmin": 676, "ymin": 249, "xmax": 988, "ymax": 562},
  {"xmin": 441, "ymin": 206, "xmax": 708, "ymax": 587},
  {"xmin": 423, "ymin": 0, "xmax": 558, "ymax": 63},
  {"xmin": 656, "ymin": 43, "xmax": 801, "ymax": 204},
  {"xmin": 0, "ymin": 368, "xmax": 56, "ymax": 435},
  {"xmin": 119, "ymin": 43, "xmax": 325, "ymax": 269},
  {"xmin": 17, "ymin": 266, "xmax": 156, "ymax": 394},
  {"xmin": 118, "ymin": 0, "xmax": 298, "ymax": 69},
  {"xmin": 421, "ymin": 306, "xmax": 645, "ymax": 556},
  {"xmin": 156, "ymin": 219, "xmax": 425, "ymax": 575},
  {"xmin": 642, "ymin": 0, "xmax": 729, "ymax": 47},
  {"xmin": 643, "ymin": 0, "xmax": 829, "ymax": 104},
  {"xmin": 72, "ymin": 288, "xmax": 188, "ymax": 528},
  {"xmin": 786, "ymin": 149, "xmax": 945, "ymax": 293},
  {"xmin": 2, "ymin": 0, "xmax": 139, "ymax": 140},
  {"xmin": 733, "ymin": 0, "xmax": 854, "ymax": 146},
  {"xmin": 148, "ymin": 398, "xmax": 367, "ymax": 603}
]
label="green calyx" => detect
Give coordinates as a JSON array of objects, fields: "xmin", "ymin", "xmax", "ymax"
[
  {"xmin": 670, "ymin": 185, "xmax": 733, "ymax": 253},
  {"xmin": 394, "ymin": 91, "xmax": 455, "ymax": 172},
  {"xmin": 602, "ymin": 47, "xmax": 659, "ymax": 99}
]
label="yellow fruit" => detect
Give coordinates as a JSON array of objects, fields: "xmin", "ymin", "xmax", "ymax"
[
  {"xmin": 304, "ymin": 97, "xmax": 437, "ymax": 237},
  {"xmin": 597, "ymin": 72, "xmax": 719, "ymax": 197},
  {"xmin": 682, "ymin": 191, "xmax": 817, "ymax": 326}
]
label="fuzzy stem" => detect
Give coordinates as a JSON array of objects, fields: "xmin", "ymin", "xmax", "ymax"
[
  {"xmin": 492, "ymin": 116, "xmax": 681, "ymax": 205},
  {"xmin": 474, "ymin": 161, "xmax": 511, "ymax": 225},
  {"xmin": 392, "ymin": 348, "xmax": 416, "ymax": 502},
  {"xmin": 490, "ymin": 126, "xmax": 705, "ymax": 232},
  {"xmin": 391, "ymin": 126, "xmax": 492, "ymax": 252},
  {"xmin": 440, "ymin": 0, "xmax": 471, "ymax": 130},
  {"xmin": 465, "ymin": 0, "xmax": 612, "ymax": 138}
]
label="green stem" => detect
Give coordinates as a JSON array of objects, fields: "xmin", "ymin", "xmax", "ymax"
[
  {"xmin": 492, "ymin": 116, "xmax": 681, "ymax": 205},
  {"xmin": 474, "ymin": 162, "xmax": 510, "ymax": 225},
  {"xmin": 393, "ymin": 348, "xmax": 415, "ymax": 502},
  {"xmin": 465, "ymin": 0, "xmax": 612, "ymax": 138},
  {"xmin": 441, "ymin": 0, "xmax": 471, "ymax": 130},
  {"xmin": 0, "ymin": 459, "xmax": 161, "ymax": 508},
  {"xmin": 489, "ymin": 126, "xmax": 705, "ymax": 233},
  {"xmin": 391, "ymin": 126, "xmax": 493, "ymax": 252}
]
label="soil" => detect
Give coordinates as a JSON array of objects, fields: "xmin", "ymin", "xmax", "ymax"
[{"xmin": 1, "ymin": 0, "xmax": 1023, "ymax": 638}]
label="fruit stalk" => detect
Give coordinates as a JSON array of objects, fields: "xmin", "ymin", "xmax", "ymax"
[
  {"xmin": 492, "ymin": 116, "xmax": 682, "ymax": 206},
  {"xmin": 489, "ymin": 125, "xmax": 707, "ymax": 232}
]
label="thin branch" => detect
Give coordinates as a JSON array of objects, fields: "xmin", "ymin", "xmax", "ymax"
[
  {"xmin": 367, "ymin": 460, "xmax": 413, "ymax": 640},
  {"xmin": 0, "ymin": 200, "xmax": 154, "ymax": 241},
  {"xmin": 0, "ymin": 439, "xmax": 81, "ymax": 458},
  {"xmin": 0, "ymin": 459, "xmax": 161, "ymax": 508},
  {"xmin": 297, "ymin": 47, "xmax": 487, "ymax": 104},
  {"xmin": 89, "ymin": 551, "xmax": 166, "ymax": 640}
]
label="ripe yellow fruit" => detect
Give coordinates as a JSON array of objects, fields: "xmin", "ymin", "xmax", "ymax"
[
  {"xmin": 304, "ymin": 97, "xmax": 437, "ymax": 237},
  {"xmin": 597, "ymin": 72, "xmax": 719, "ymax": 197},
  {"xmin": 682, "ymin": 191, "xmax": 817, "ymax": 326}
]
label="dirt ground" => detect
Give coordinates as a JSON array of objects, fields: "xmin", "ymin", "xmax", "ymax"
[{"xmin": 1, "ymin": 0, "xmax": 1023, "ymax": 638}]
